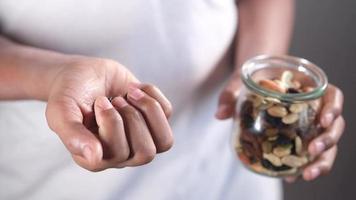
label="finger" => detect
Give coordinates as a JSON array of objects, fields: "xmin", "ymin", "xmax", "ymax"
[
  {"xmin": 94, "ymin": 97, "xmax": 130, "ymax": 164},
  {"xmin": 127, "ymin": 87, "xmax": 174, "ymax": 153},
  {"xmin": 320, "ymin": 84, "xmax": 344, "ymax": 128},
  {"xmin": 215, "ymin": 71, "xmax": 242, "ymax": 120},
  {"xmin": 309, "ymin": 116, "xmax": 345, "ymax": 156},
  {"xmin": 112, "ymin": 96, "xmax": 157, "ymax": 167},
  {"xmin": 131, "ymin": 83, "xmax": 173, "ymax": 119},
  {"xmin": 46, "ymin": 98, "xmax": 103, "ymax": 171},
  {"xmin": 303, "ymin": 145, "xmax": 338, "ymax": 181}
]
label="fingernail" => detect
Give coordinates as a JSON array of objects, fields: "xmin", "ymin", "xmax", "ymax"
[
  {"xmin": 322, "ymin": 113, "xmax": 334, "ymax": 127},
  {"xmin": 308, "ymin": 168, "xmax": 320, "ymax": 180},
  {"xmin": 312, "ymin": 141, "xmax": 325, "ymax": 155},
  {"xmin": 129, "ymin": 88, "xmax": 145, "ymax": 100},
  {"xmin": 112, "ymin": 96, "xmax": 128, "ymax": 108},
  {"xmin": 96, "ymin": 97, "xmax": 113, "ymax": 110},
  {"xmin": 82, "ymin": 145, "xmax": 92, "ymax": 162}
]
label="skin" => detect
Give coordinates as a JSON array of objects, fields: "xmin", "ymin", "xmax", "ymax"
[
  {"xmin": 0, "ymin": 0, "xmax": 344, "ymax": 182},
  {"xmin": 0, "ymin": 37, "xmax": 173, "ymax": 171},
  {"xmin": 216, "ymin": 0, "xmax": 345, "ymax": 182}
]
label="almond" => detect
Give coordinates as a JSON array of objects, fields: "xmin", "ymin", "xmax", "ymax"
[{"xmin": 259, "ymin": 79, "xmax": 286, "ymax": 93}]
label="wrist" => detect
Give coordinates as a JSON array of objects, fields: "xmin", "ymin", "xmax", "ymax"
[
  {"xmin": 24, "ymin": 57, "xmax": 67, "ymax": 101},
  {"xmin": 3, "ymin": 42, "xmax": 72, "ymax": 101},
  {"xmin": 25, "ymin": 54, "xmax": 93, "ymax": 101}
]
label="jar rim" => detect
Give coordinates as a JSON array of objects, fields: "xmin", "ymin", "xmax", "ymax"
[{"xmin": 241, "ymin": 55, "xmax": 328, "ymax": 102}]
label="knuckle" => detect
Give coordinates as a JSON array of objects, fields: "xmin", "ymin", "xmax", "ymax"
[
  {"xmin": 142, "ymin": 83, "xmax": 156, "ymax": 91},
  {"xmin": 102, "ymin": 109, "xmax": 123, "ymax": 124},
  {"xmin": 124, "ymin": 106, "xmax": 142, "ymax": 120},
  {"xmin": 321, "ymin": 162, "xmax": 333, "ymax": 175},
  {"xmin": 339, "ymin": 116, "xmax": 346, "ymax": 130},
  {"xmin": 114, "ymin": 147, "xmax": 130, "ymax": 163},
  {"xmin": 157, "ymin": 136, "xmax": 174, "ymax": 153},
  {"xmin": 333, "ymin": 105, "xmax": 343, "ymax": 116},
  {"xmin": 141, "ymin": 98, "xmax": 161, "ymax": 113},
  {"xmin": 66, "ymin": 137, "xmax": 80, "ymax": 152},
  {"xmin": 144, "ymin": 83, "xmax": 173, "ymax": 117},
  {"xmin": 336, "ymin": 86, "xmax": 344, "ymax": 98},
  {"xmin": 135, "ymin": 146, "xmax": 156, "ymax": 165},
  {"xmin": 64, "ymin": 131, "xmax": 86, "ymax": 152},
  {"xmin": 334, "ymin": 145, "xmax": 338, "ymax": 155},
  {"xmin": 164, "ymin": 102, "xmax": 173, "ymax": 118},
  {"xmin": 322, "ymin": 135, "xmax": 336, "ymax": 148},
  {"xmin": 334, "ymin": 87, "xmax": 344, "ymax": 112},
  {"xmin": 219, "ymin": 90, "xmax": 236, "ymax": 105}
]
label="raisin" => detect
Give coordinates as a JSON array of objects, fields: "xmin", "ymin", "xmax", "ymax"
[
  {"xmin": 261, "ymin": 159, "xmax": 292, "ymax": 171},
  {"xmin": 279, "ymin": 128, "xmax": 297, "ymax": 139},
  {"xmin": 291, "ymin": 142, "xmax": 297, "ymax": 155},
  {"xmin": 240, "ymin": 101, "xmax": 255, "ymax": 129},
  {"xmin": 239, "ymin": 100, "xmax": 253, "ymax": 118},
  {"xmin": 287, "ymin": 88, "xmax": 300, "ymax": 94},
  {"xmin": 241, "ymin": 141, "xmax": 255, "ymax": 158},
  {"xmin": 263, "ymin": 110, "xmax": 284, "ymax": 127},
  {"xmin": 275, "ymin": 135, "xmax": 293, "ymax": 146},
  {"xmin": 261, "ymin": 159, "xmax": 275, "ymax": 170}
]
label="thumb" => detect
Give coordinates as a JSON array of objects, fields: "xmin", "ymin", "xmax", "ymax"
[
  {"xmin": 215, "ymin": 71, "xmax": 242, "ymax": 120},
  {"xmin": 46, "ymin": 98, "xmax": 103, "ymax": 167}
]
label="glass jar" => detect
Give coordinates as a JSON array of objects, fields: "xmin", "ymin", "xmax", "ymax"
[{"xmin": 233, "ymin": 55, "xmax": 328, "ymax": 177}]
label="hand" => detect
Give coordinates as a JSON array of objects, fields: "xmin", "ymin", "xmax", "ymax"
[
  {"xmin": 285, "ymin": 84, "xmax": 345, "ymax": 182},
  {"xmin": 45, "ymin": 57, "xmax": 173, "ymax": 171},
  {"xmin": 215, "ymin": 70, "xmax": 242, "ymax": 119}
]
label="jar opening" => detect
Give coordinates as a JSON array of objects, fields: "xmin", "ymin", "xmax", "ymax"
[{"xmin": 241, "ymin": 55, "xmax": 328, "ymax": 102}]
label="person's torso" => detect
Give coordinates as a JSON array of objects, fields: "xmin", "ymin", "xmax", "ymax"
[{"xmin": 0, "ymin": 1, "xmax": 282, "ymax": 199}]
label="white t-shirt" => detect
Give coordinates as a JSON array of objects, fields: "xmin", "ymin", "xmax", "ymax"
[{"xmin": 0, "ymin": 0, "xmax": 282, "ymax": 199}]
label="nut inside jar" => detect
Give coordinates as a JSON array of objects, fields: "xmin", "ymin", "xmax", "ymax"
[{"xmin": 235, "ymin": 70, "xmax": 323, "ymax": 177}]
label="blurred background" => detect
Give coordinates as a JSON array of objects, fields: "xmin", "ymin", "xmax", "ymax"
[{"xmin": 284, "ymin": 0, "xmax": 356, "ymax": 199}]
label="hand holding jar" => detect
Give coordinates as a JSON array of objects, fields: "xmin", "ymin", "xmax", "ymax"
[{"xmin": 216, "ymin": 55, "xmax": 345, "ymax": 181}]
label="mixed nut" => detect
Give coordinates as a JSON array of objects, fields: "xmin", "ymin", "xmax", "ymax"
[{"xmin": 235, "ymin": 70, "xmax": 323, "ymax": 177}]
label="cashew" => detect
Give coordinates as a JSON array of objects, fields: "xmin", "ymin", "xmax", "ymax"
[
  {"xmin": 267, "ymin": 106, "xmax": 288, "ymax": 118},
  {"xmin": 263, "ymin": 153, "xmax": 283, "ymax": 167},
  {"xmin": 282, "ymin": 113, "xmax": 299, "ymax": 124}
]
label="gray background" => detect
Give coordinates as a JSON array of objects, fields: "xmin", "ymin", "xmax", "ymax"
[{"xmin": 284, "ymin": 0, "xmax": 356, "ymax": 199}]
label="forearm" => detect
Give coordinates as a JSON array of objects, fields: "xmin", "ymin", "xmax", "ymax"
[
  {"xmin": 235, "ymin": 0, "xmax": 295, "ymax": 68},
  {"xmin": 0, "ymin": 36, "xmax": 69, "ymax": 100}
]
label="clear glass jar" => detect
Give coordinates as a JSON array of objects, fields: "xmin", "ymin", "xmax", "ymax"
[{"xmin": 233, "ymin": 55, "xmax": 328, "ymax": 177}]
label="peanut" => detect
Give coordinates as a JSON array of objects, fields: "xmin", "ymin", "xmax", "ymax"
[
  {"xmin": 281, "ymin": 155, "xmax": 308, "ymax": 168},
  {"xmin": 264, "ymin": 97, "xmax": 281, "ymax": 104},
  {"xmin": 268, "ymin": 136, "xmax": 278, "ymax": 141},
  {"xmin": 273, "ymin": 145, "xmax": 292, "ymax": 157},
  {"xmin": 289, "ymin": 103, "xmax": 307, "ymax": 113},
  {"xmin": 282, "ymin": 113, "xmax": 299, "ymax": 124},
  {"xmin": 263, "ymin": 153, "xmax": 282, "ymax": 167},
  {"xmin": 295, "ymin": 136, "xmax": 303, "ymax": 156},
  {"xmin": 281, "ymin": 70, "xmax": 295, "ymax": 88},
  {"xmin": 267, "ymin": 106, "xmax": 288, "ymax": 118}
]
